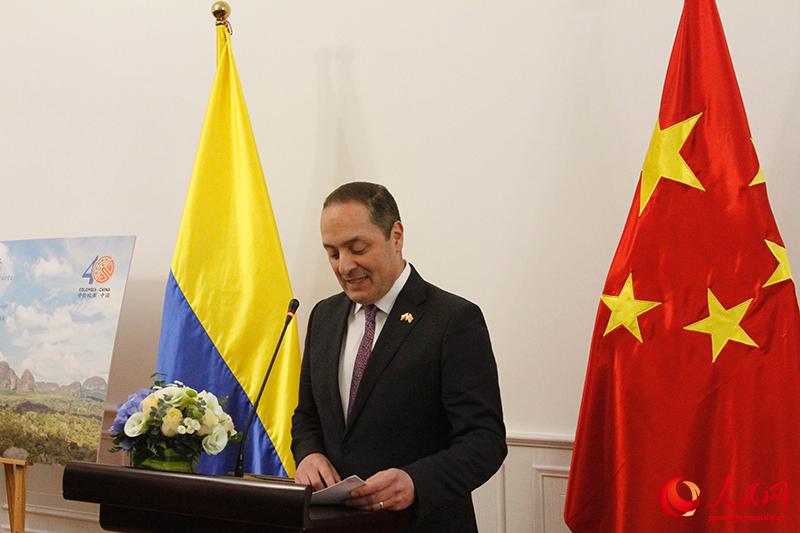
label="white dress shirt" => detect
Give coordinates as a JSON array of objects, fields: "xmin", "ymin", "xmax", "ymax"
[{"xmin": 338, "ymin": 262, "xmax": 411, "ymax": 416}]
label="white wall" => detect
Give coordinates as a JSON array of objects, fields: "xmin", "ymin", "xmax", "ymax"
[{"xmin": 2, "ymin": 1, "xmax": 800, "ymax": 529}]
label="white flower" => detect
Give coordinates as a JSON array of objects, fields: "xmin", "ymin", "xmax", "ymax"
[
  {"xmin": 202, "ymin": 425, "xmax": 229, "ymax": 455},
  {"xmin": 177, "ymin": 425, "xmax": 187, "ymax": 435},
  {"xmin": 182, "ymin": 417, "xmax": 201, "ymax": 434},
  {"xmin": 197, "ymin": 410, "xmax": 219, "ymax": 436},
  {"xmin": 140, "ymin": 394, "xmax": 159, "ymax": 417},
  {"xmin": 124, "ymin": 412, "xmax": 148, "ymax": 437},
  {"xmin": 220, "ymin": 413, "xmax": 235, "ymax": 435},
  {"xmin": 160, "ymin": 407, "xmax": 183, "ymax": 437},
  {"xmin": 155, "ymin": 385, "xmax": 190, "ymax": 408},
  {"xmin": 198, "ymin": 391, "xmax": 224, "ymax": 418},
  {"xmin": 203, "ymin": 410, "xmax": 219, "ymax": 427}
]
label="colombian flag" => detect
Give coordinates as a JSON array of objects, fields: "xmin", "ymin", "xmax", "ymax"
[{"xmin": 157, "ymin": 24, "xmax": 300, "ymax": 476}]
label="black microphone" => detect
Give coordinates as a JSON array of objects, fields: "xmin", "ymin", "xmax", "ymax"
[
  {"xmin": 233, "ymin": 298, "xmax": 299, "ymax": 477},
  {"xmin": 285, "ymin": 298, "xmax": 300, "ymax": 325}
]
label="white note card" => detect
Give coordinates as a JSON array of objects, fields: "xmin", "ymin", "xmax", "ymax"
[{"xmin": 311, "ymin": 475, "xmax": 366, "ymax": 505}]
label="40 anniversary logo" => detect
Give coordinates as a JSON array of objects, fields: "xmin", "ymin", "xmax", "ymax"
[{"xmin": 82, "ymin": 255, "xmax": 115, "ymax": 285}]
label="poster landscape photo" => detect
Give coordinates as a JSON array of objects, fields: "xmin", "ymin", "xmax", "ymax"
[{"xmin": 0, "ymin": 236, "xmax": 135, "ymax": 464}]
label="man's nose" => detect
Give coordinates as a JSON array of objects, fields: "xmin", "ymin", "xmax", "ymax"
[{"xmin": 338, "ymin": 252, "xmax": 356, "ymax": 275}]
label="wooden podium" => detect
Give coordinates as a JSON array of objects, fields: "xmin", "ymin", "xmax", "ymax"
[{"xmin": 62, "ymin": 462, "xmax": 410, "ymax": 532}]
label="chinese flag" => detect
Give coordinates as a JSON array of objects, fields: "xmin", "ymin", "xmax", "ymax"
[{"xmin": 565, "ymin": 0, "xmax": 800, "ymax": 531}]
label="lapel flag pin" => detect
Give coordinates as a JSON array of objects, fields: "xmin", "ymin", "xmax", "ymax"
[{"xmin": 400, "ymin": 312, "xmax": 414, "ymax": 323}]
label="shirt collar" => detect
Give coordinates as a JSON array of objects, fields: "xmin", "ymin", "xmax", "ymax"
[{"xmin": 353, "ymin": 261, "xmax": 411, "ymax": 316}]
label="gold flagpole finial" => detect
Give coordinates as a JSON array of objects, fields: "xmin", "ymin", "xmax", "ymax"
[
  {"xmin": 211, "ymin": 2, "xmax": 233, "ymax": 33},
  {"xmin": 211, "ymin": 2, "xmax": 231, "ymax": 22}
]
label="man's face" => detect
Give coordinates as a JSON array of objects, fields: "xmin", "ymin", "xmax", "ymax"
[{"xmin": 320, "ymin": 201, "xmax": 405, "ymax": 305}]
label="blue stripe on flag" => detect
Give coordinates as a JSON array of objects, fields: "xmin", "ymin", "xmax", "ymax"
[{"xmin": 157, "ymin": 272, "xmax": 287, "ymax": 476}]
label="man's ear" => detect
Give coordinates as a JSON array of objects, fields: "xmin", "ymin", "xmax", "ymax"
[{"xmin": 391, "ymin": 220, "xmax": 404, "ymax": 252}]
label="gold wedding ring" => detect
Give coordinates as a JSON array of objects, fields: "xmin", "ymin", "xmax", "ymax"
[{"xmin": 379, "ymin": 501, "xmax": 384, "ymax": 510}]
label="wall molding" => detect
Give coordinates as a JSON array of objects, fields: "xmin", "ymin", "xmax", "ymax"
[
  {"xmin": 2, "ymin": 503, "xmax": 97, "ymax": 523},
  {"xmin": 495, "ymin": 465, "xmax": 506, "ymax": 532},
  {"xmin": 506, "ymin": 431, "xmax": 574, "ymax": 450},
  {"xmin": 2, "ymin": 526, "xmax": 52, "ymax": 533},
  {"xmin": 530, "ymin": 464, "xmax": 570, "ymax": 533}
]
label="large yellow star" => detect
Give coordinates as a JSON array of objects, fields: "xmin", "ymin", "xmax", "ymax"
[
  {"xmin": 639, "ymin": 113, "xmax": 705, "ymax": 214},
  {"xmin": 683, "ymin": 289, "xmax": 758, "ymax": 363},
  {"xmin": 601, "ymin": 273, "xmax": 661, "ymax": 342},
  {"xmin": 763, "ymin": 239, "xmax": 793, "ymax": 287}
]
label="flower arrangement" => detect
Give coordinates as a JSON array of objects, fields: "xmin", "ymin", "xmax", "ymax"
[{"xmin": 109, "ymin": 379, "xmax": 239, "ymax": 472}]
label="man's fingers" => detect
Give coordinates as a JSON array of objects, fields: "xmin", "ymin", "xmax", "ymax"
[
  {"xmin": 320, "ymin": 465, "xmax": 338, "ymax": 488},
  {"xmin": 347, "ymin": 469, "xmax": 415, "ymax": 511},
  {"xmin": 365, "ymin": 472, "xmax": 393, "ymax": 492},
  {"xmin": 348, "ymin": 485, "xmax": 370, "ymax": 499},
  {"xmin": 345, "ymin": 495, "xmax": 369, "ymax": 507},
  {"xmin": 317, "ymin": 458, "xmax": 341, "ymax": 487},
  {"xmin": 350, "ymin": 471, "xmax": 391, "ymax": 498},
  {"xmin": 348, "ymin": 497, "xmax": 392, "ymax": 511},
  {"xmin": 308, "ymin": 470, "xmax": 325, "ymax": 491},
  {"xmin": 346, "ymin": 488, "xmax": 393, "ymax": 508},
  {"xmin": 294, "ymin": 453, "xmax": 341, "ymax": 491}
]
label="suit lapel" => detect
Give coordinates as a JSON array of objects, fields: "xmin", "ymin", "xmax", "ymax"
[
  {"xmin": 321, "ymin": 294, "xmax": 351, "ymax": 435},
  {"xmin": 345, "ymin": 267, "xmax": 427, "ymax": 434}
]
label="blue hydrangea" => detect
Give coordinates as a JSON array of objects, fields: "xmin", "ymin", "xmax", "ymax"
[{"xmin": 109, "ymin": 387, "xmax": 151, "ymax": 436}]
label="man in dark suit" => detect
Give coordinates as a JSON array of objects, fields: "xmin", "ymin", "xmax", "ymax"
[{"xmin": 292, "ymin": 182, "xmax": 506, "ymax": 531}]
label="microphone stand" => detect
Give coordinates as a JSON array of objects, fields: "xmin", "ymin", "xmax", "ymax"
[{"xmin": 233, "ymin": 299, "xmax": 299, "ymax": 477}]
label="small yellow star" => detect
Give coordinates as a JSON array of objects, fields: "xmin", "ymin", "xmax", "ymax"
[
  {"xmin": 750, "ymin": 168, "xmax": 766, "ymax": 186},
  {"xmin": 600, "ymin": 273, "xmax": 661, "ymax": 342},
  {"xmin": 639, "ymin": 113, "xmax": 705, "ymax": 215},
  {"xmin": 749, "ymin": 138, "xmax": 766, "ymax": 186},
  {"xmin": 684, "ymin": 289, "xmax": 758, "ymax": 363},
  {"xmin": 763, "ymin": 240, "xmax": 793, "ymax": 287}
]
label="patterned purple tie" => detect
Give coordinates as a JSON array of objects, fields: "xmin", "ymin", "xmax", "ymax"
[{"xmin": 348, "ymin": 304, "xmax": 378, "ymax": 421}]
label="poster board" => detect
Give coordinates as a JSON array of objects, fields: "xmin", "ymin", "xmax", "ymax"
[{"xmin": 0, "ymin": 236, "xmax": 135, "ymax": 464}]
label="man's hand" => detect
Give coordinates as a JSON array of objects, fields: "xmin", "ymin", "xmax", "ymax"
[
  {"xmin": 346, "ymin": 468, "xmax": 415, "ymax": 511},
  {"xmin": 293, "ymin": 453, "xmax": 341, "ymax": 490}
]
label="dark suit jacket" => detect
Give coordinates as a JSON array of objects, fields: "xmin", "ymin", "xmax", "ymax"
[{"xmin": 292, "ymin": 266, "xmax": 506, "ymax": 532}]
